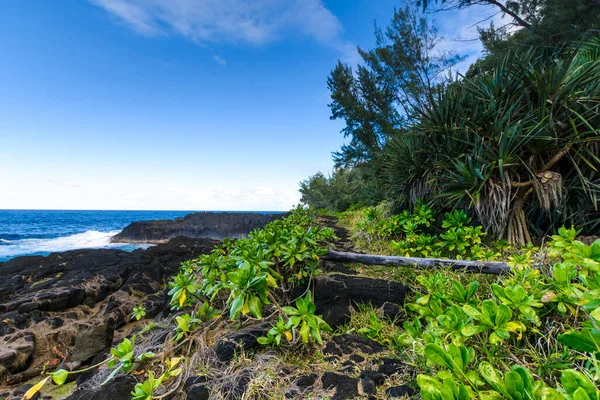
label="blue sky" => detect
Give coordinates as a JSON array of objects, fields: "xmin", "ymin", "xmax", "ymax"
[{"xmin": 0, "ymin": 0, "xmax": 497, "ymax": 210}]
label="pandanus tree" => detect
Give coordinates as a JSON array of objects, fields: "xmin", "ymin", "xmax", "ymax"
[{"xmin": 385, "ymin": 38, "xmax": 600, "ymax": 245}]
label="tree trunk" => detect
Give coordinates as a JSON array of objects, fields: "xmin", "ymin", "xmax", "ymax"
[
  {"xmin": 325, "ymin": 249, "xmax": 510, "ymax": 275},
  {"xmin": 506, "ymin": 188, "xmax": 532, "ymax": 246}
]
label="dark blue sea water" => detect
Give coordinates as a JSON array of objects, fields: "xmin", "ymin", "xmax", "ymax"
[{"xmin": 0, "ymin": 210, "xmax": 277, "ymax": 262}]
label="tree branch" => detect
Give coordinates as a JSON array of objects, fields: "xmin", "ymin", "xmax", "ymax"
[
  {"xmin": 510, "ymin": 181, "xmax": 534, "ymax": 189},
  {"xmin": 480, "ymin": 0, "xmax": 532, "ymax": 29},
  {"xmin": 539, "ymin": 144, "xmax": 572, "ymax": 173}
]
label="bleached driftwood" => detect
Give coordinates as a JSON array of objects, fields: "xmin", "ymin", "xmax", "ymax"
[{"xmin": 325, "ymin": 249, "xmax": 510, "ymax": 275}]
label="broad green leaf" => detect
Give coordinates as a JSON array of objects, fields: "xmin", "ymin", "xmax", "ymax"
[
  {"xmin": 511, "ymin": 366, "xmax": 533, "ymax": 395},
  {"xmin": 589, "ymin": 306, "xmax": 600, "ymax": 322},
  {"xmin": 299, "ymin": 324, "xmax": 310, "ymax": 343},
  {"xmin": 257, "ymin": 336, "xmax": 271, "ymax": 345},
  {"xmin": 282, "ymin": 306, "xmax": 300, "ymax": 316},
  {"xmin": 52, "ymin": 369, "xmax": 69, "ymax": 386},
  {"xmin": 479, "ymin": 362, "xmax": 510, "ymax": 398},
  {"xmin": 558, "ymin": 329, "xmax": 600, "ymax": 353},
  {"xmin": 504, "ymin": 370, "xmax": 524, "ymax": 400},
  {"xmin": 247, "ymin": 294, "xmax": 263, "ymax": 319},
  {"xmin": 462, "ymin": 324, "xmax": 488, "ymax": 337},
  {"xmin": 561, "ymin": 369, "xmax": 597, "ymax": 398},
  {"xmin": 463, "ymin": 305, "xmax": 484, "ymax": 321},
  {"xmin": 572, "ymin": 387, "xmax": 592, "ymax": 400},
  {"xmin": 496, "ymin": 304, "xmax": 513, "ymax": 326},
  {"xmin": 424, "ymin": 344, "xmax": 454, "ymax": 369},
  {"xmin": 230, "ymin": 294, "xmax": 245, "ymax": 320}
]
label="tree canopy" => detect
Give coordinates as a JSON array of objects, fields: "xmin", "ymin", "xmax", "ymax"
[{"xmin": 300, "ymin": 0, "xmax": 600, "ymax": 244}]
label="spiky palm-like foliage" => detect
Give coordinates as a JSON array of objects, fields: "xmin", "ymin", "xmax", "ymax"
[{"xmin": 384, "ymin": 38, "xmax": 600, "ymax": 245}]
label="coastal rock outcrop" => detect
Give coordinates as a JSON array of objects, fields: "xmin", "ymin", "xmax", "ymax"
[
  {"xmin": 0, "ymin": 237, "xmax": 216, "ymax": 388},
  {"xmin": 111, "ymin": 212, "xmax": 285, "ymax": 244}
]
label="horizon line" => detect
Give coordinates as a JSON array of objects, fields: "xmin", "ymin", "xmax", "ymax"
[{"xmin": 0, "ymin": 209, "xmax": 290, "ymax": 213}]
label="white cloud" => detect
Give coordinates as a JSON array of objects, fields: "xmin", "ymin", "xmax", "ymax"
[
  {"xmin": 212, "ymin": 55, "xmax": 227, "ymax": 65},
  {"xmin": 89, "ymin": 0, "xmax": 344, "ymax": 46},
  {"xmin": 431, "ymin": 5, "xmax": 512, "ymax": 74},
  {"xmin": 0, "ymin": 171, "xmax": 300, "ymax": 211}
]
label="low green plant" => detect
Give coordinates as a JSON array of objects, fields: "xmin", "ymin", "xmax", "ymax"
[
  {"xmin": 258, "ymin": 291, "xmax": 331, "ymax": 346},
  {"xmin": 358, "ymin": 207, "xmax": 496, "ymax": 260},
  {"xmin": 341, "ymin": 209, "xmax": 600, "ymax": 399},
  {"xmin": 461, "ymin": 300, "xmax": 527, "ymax": 345},
  {"xmin": 447, "ymin": 281, "xmax": 479, "ymax": 307},
  {"xmin": 419, "ymin": 349, "xmax": 600, "ymax": 400},
  {"xmin": 558, "ymin": 322, "xmax": 600, "ymax": 354},
  {"xmin": 282, "ymin": 291, "xmax": 331, "ymax": 344},
  {"xmin": 257, "ymin": 317, "xmax": 294, "ymax": 346},
  {"xmin": 131, "ymin": 306, "xmax": 146, "ymax": 321},
  {"xmin": 105, "ymin": 337, "xmax": 155, "ymax": 383},
  {"xmin": 422, "ymin": 343, "xmax": 481, "ymax": 389},
  {"xmin": 130, "ymin": 357, "xmax": 183, "ymax": 400},
  {"xmin": 167, "ymin": 211, "xmax": 334, "ymax": 325},
  {"xmin": 173, "ymin": 313, "xmax": 201, "ymax": 342},
  {"xmin": 491, "ymin": 284, "xmax": 543, "ymax": 326},
  {"xmin": 358, "ymin": 312, "xmax": 387, "ymax": 341},
  {"xmin": 196, "ymin": 301, "xmax": 220, "ymax": 322},
  {"xmin": 168, "ymin": 272, "xmax": 198, "ymax": 309}
]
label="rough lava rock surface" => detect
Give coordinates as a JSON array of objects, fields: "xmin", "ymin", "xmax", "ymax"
[
  {"xmin": 311, "ymin": 273, "xmax": 409, "ymax": 327},
  {"xmin": 0, "ymin": 237, "xmax": 216, "ymax": 390},
  {"xmin": 111, "ymin": 212, "xmax": 285, "ymax": 244}
]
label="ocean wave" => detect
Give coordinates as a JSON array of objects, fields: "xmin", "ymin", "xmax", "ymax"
[{"xmin": 0, "ymin": 230, "xmax": 123, "ymax": 260}]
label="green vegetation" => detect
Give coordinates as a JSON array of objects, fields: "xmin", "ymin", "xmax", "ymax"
[
  {"xmin": 344, "ymin": 203, "xmax": 496, "ymax": 259},
  {"xmin": 418, "ymin": 0, "xmax": 600, "ymax": 77},
  {"xmin": 130, "ymin": 306, "xmax": 146, "ymax": 321},
  {"xmin": 301, "ymin": 0, "xmax": 600, "ymax": 245},
  {"xmin": 30, "ymin": 205, "xmax": 599, "ymax": 399},
  {"xmin": 35, "ymin": 209, "xmax": 336, "ymax": 399},
  {"xmin": 167, "ymin": 209, "xmax": 334, "ymax": 322},
  {"xmin": 339, "ymin": 220, "xmax": 600, "ymax": 399}
]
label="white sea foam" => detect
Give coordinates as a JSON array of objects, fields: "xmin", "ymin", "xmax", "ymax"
[{"xmin": 0, "ymin": 230, "xmax": 124, "ymax": 259}]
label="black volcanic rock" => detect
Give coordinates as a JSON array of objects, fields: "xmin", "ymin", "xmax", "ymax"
[
  {"xmin": 213, "ymin": 323, "xmax": 271, "ymax": 362},
  {"xmin": 66, "ymin": 375, "xmax": 137, "ymax": 400},
  {"xmin": 310, "ymin": 274, "xmax": 410, "ymax": 327},
  {"xmin": 321, "ymin": 372, "xmax": 360, "ymax": 400},
  {"xmin": 0, "ymin": 237, "xmax": 216, "ymax": 386},
  {"xmin": 111, "ymin": 212, "xmax": 285, "ymax": 244}
]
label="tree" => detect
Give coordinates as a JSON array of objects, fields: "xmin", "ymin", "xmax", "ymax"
[
  {"xmin": 327, "ymin": 3, "xmax": 463, "ymax": 167},
  {"xmin": 299, "ymin": 167, "xmax": 384, "ymax": 212},
  {"xmin": 417, "ymin": 0, "xmax": 541, "ymax": 30},
  {"xmin": 385, "ymin": 39, "xmax": 600, "ymax": 244},
  {"xmin": 417, "ymin": 0, "xmax": 600, "ymax": 75}
]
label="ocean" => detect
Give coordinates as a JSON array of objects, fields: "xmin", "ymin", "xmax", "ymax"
[{"xmin": 0, "ymin": 210, "xmax": 273, "ymax": 262}]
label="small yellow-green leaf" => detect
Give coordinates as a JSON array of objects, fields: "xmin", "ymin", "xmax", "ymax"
[
  {"xmin": 52, "ymin": 369, "xmax": 69, "ymax": 386},
  {"xmin": 24, "ymin": 377, "xmax": 50, "ymax": 399}
]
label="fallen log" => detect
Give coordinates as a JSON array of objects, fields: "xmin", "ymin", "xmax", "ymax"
[{"xmin": 325, "ymin": 249, "xmax": 510, "ymax": 275}]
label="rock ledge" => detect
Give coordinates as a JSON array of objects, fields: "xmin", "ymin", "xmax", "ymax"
[{"xmin": 111, "ymin": 212, "xmax": 285, "ymax": 244}]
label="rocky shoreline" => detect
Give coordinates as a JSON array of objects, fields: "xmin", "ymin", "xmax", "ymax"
[
  {"xmin": 111, "ymin": 212, "xmax": 286, "ymax": 244},
  {"xmin": 0, "ymin": 237, "xmax": 217, "ymax": 390},
  {"xmin": 0, "ymin": 215, "xmax": 413, "ymax": 399}
]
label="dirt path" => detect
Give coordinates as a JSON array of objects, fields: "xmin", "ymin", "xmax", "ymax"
[{"xmin": 315, "ymin": 215, "xmax": 354, "ymax": 252}]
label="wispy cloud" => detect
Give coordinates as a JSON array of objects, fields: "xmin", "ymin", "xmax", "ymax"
[
  {"xmin": 89, "ymin": 0, "xmax": 345, "ymax": 47},
  {"xmin": 212, "ymin": 55, "xmax": 227, "ymax": 66},
  {"xmin": 431, "ymin": 4, "xmax": 512, "ymax": 74}
]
